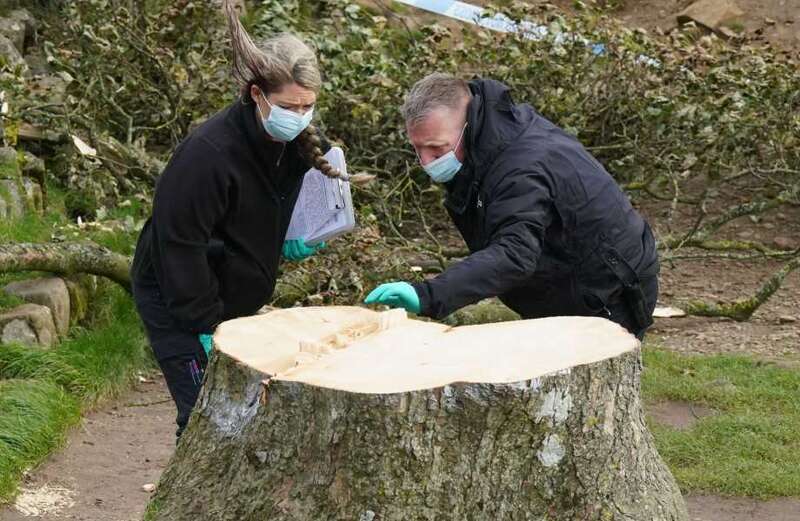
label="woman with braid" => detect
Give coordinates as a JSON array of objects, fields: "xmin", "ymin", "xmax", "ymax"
[{"xmin": 130, "ymin": 2, "xmax": 347, "ymax": 440}]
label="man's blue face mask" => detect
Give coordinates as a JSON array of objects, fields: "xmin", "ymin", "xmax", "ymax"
[
  {"xmin": 257, "ymin": 91, "xmax": 313, "ymax": 142},
  {"xmin": 420, "ymin": 123, "xmax": 467, "ymax": 183}
]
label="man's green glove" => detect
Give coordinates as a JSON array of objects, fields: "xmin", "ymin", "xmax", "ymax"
[
  {"xmin": 364, "ymin": 282, "xmax": 421, "ymax": 314},
  {"xmin": 198, "ymin": 333, "xmax": 213, "ymax": 358},
  {"xmin": 282, "ymin": 239, "xmax": 326, "ymax": 261}
]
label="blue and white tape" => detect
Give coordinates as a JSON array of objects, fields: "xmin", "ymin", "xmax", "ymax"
[{"xmin": 394, "ymin": 0, "xmax": 660, "ymax": 64}]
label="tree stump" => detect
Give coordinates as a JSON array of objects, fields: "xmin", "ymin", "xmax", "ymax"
[{"xmin": 147, "ymin": 307, "xmax": 687, "ymax": 521}]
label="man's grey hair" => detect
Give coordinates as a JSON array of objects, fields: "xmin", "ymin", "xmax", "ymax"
[{"xmin": 401, "ymin": 73, "xmax": 471, "ymax": 126}]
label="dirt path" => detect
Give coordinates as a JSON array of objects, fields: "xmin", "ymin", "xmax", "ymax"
[{"xmin": 0, "ymin": 373, "xmax": 174, "ymax": 521}]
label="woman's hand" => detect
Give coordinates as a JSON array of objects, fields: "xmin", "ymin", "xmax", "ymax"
[
  {"xmin": 282, "ymin": 239, "xmax": 326, "ymax": 261},
  {"xmin": 198, "ymin": 333, "xmax": 213, "ymax": 358}
]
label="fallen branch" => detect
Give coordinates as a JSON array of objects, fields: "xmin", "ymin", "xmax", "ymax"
[
  {"xmin": 0, "ymin": 242, "xmax": 132, "ymax": 292},
  {"xmin": 682, "ymin": 253, "xmax": 800, "ymax": 321}
]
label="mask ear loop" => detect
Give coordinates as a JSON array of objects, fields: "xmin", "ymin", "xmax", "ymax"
[
  {"xmin": 453, "ymin": 122, "xmax": 468, "ymax": 155},
  {"xmin": 255, "ymin": 90, "xmax": 269, "ymax": 121}
]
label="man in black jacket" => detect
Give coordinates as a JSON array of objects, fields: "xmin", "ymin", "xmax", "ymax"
[{"xmin": 366, "ymin": 74, "xmax": 659, "ymax": 339}]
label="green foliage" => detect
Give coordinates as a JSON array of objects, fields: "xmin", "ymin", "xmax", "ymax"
[
  {"xmin": 242, "ymin": 0, "xmax": 799, "ymax": 251},
  {"xmin": 27, "ymin": 0, "xmax": 798, "ymax": 261},
  {"xmin": 63, "ymin": 187, "xmax": 98, "ymax": 221},
  {"xmin": 38, "ymin": 0, "xmax": 232, "ymax": 147},
  {"xmin": 643, "ymin": 348, "xmax": 800, "ymax": 497}
]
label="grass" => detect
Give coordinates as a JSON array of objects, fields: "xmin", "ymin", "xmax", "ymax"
[
  {"xmin": 0, "ymin": 285, "xmax": 150, "ymax": 503},
  {"xmin": 0, "ymin": 379, "xmax": 80, "ymax": 499},
  {"xmin": 642, "ymin": 347, "xmax": 800, "ymax": 498},
  {"xmin": 0, "ymin": 186, "xmax": 66, "ymax": 244}
]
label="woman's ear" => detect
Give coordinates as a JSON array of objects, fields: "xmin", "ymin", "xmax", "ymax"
[
  {"xmin": 250, "ymin": 84, "xmax": 262, "ymax": 102},
  {"xmin": 251, "ymin": 85, "xmax": 270, "ymax": 121}
]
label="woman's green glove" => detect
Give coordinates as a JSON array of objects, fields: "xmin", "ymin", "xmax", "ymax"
[
  {"xmin": 282, "ymin": 239, "xmax": 326, "ymax": 261},
  {"xmin": 198, "ymin": 333, "xmax": 213, "ymax": 358},
  {"xmin": 364, "ymin": 282, "xmax": 421, "ymax": 314}
]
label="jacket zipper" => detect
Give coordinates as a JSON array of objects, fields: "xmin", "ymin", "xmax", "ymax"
[{"xmin": 276, "ymin": 143, "xmax": 286, "ymax": 166}]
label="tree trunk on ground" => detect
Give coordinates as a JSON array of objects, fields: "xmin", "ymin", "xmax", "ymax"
[
  {"xmin": 0, "ymin": 242, "xmax": 131, "ymax": 291},
  {"xmin": 147, "ymin": 307, "xmax": 688, "ymax": 521}
]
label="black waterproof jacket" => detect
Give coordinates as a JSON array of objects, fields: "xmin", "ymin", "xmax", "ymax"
[
  {"xmin": 131, "ymin": 95, "xmax": 322, "ymax": 335},
  {"xmin": 412, "ymin": 79, "xmax": 659, "ymax": 322}
]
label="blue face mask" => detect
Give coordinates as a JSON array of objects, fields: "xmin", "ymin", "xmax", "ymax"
[
  {"xmin": 258, "ymin": 92, "xmax": 314, "ymax": 142},
  {"xmin": 421, "ymin": 123, "xmax": 467, "ymax": 183}
]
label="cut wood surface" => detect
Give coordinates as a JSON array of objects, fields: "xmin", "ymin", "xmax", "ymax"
[
  {"xmin": 149, "ymin": 307, "xmax": 688, "ymax": 521},
  {"xmin": 215, "ymin": 307, "xmax": 640, "ymax": 393}
]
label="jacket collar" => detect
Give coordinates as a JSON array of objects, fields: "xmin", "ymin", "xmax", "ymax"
[{"xmin": 444, "ymin": 78, "xmax": 537, "ymax": 215}]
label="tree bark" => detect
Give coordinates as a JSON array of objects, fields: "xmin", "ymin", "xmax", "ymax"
[
  {"xmin": 147, "ymin": 307, "xmax": 687, "ymax": 521},
  {"xmin": 0, "ymin": 242, "xmax": 131, "ymax": 291}
]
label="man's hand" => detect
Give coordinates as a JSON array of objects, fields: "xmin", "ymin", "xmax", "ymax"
[
  {"xmin": 364, "ymin": 282, "xmax": 421, "ymax": 314},
  {"xmin": 282, "ymin": 239, "xmax": 326, "ymax": 261}
]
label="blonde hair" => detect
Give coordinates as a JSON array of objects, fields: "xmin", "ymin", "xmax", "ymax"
[{"xmin": 223, "ymin": 0, "xmax": 371, "ymax": 182}]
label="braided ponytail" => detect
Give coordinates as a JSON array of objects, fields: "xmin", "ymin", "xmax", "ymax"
[
  {"xmin": 297, "ymin": 125, "xmax": 375, "ymax": 185},
  {"xmin": 297, "ymin": 125, "xmax": 337, "ymax": 177}
]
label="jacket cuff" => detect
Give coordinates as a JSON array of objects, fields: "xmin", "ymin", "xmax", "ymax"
[{"xmin": 411, "ymin": 281, "xmax": 434, "ymax": 318}]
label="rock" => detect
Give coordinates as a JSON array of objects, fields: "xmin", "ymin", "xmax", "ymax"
[
  {"xmin": 0, "ymin": 178, "xmax": 25, "ymax": 219},
  {"xmin": 778, "ymin": 315, "xmax": 797, "ymax": 324},
  {"xmin": 0, "ymin": 303, "xmax": 57, "ymax": 347},
  {"xmin": 20, "ymin": 152, "xmax": 45, "ymax": 208},
  {"xmin": 2, "ymin": 318, "xmax": 36, "ymax": 345},
  {"xmin": 21, "ymin": 151, "xmax": 45, "ymax": 179},
  {"xmin": 0, "ymin": 32, "xmax": 25, "ymax": 71},
  {"xmin": 772, "ymin": 236, "xmax": 795, "ymax": 250},
  {"xmin": 17, "ymin": 122, "xmax": 66, "ymax": 144},
  {"xmin": 0, "ymin": 146, "xmax": 19, "ymax": 179},
  {"xmin": 22, "ymin": 177, "xmax": 43, "ymax": 214},
  {"xmin": 4, "ymin": 278, "xmax": 71, "ymax": 336},
  {"xmin": 22, "ymin": 52, "xmax": 49, "ymax": 76},
  {"xmin": 677, "ymin": 0, "xmax": 744, "ymax": 32},
  {"xmin": 63, "ymin": 274, "xmax": 99, "ymax": 326},
  {"xmin": 9, "ymin": 9, "xmax": 36, "ymax": 47},
  {"xmin": 0, "ymin": 16, "xmax": 25, "ymax": 52},
  {"xmin": 26, "ymin": 74, "xmax": 69, "ymax": 106},
  {"xmin": 142, "ymin": 483, "xmax": 157, "ymax": 493}
]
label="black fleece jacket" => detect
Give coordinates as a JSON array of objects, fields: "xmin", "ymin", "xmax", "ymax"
[{"xmin": 131, "ymin": 95, "xmax": 324, "ymax": 334}]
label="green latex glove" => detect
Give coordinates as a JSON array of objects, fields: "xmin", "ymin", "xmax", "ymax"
[
  {"xmin": 198, "ymin": 333, "xmax": 213, "ymax": 358},
  {"xmin": 282, "ymin": 239, "xmax": 326, "ymax": 261},
  {"xmin": 364, "ymin": 282, "xmax": 421, "ymax": 314}
]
